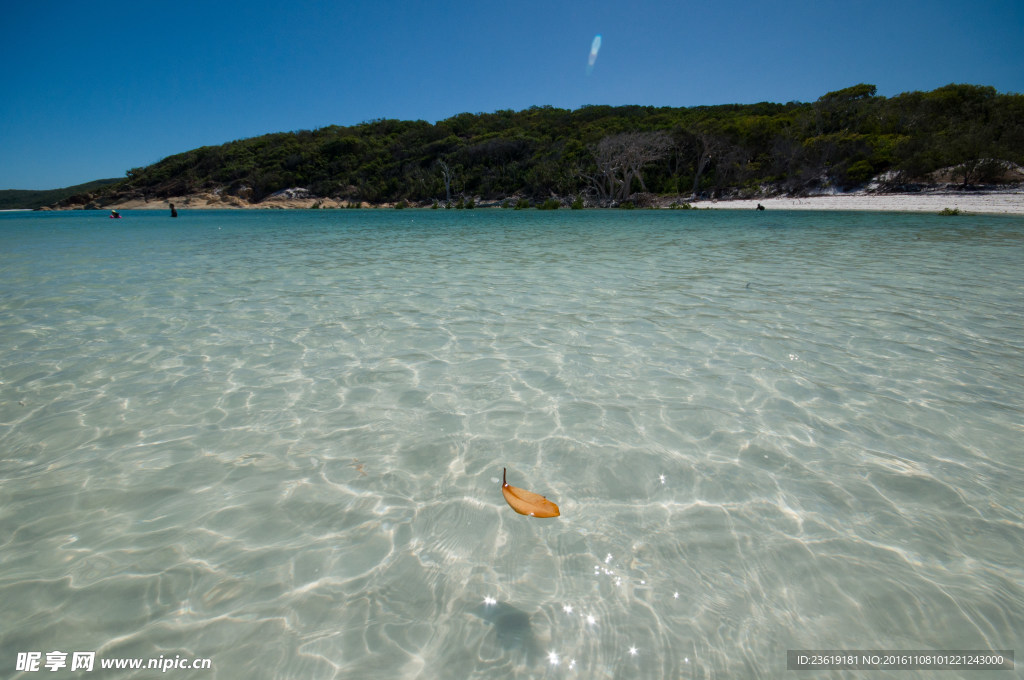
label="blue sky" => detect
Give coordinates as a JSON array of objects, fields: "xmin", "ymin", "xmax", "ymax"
[{"xmin": 2, "ymin": 0, "xmax": 1022, "ymax": 189}]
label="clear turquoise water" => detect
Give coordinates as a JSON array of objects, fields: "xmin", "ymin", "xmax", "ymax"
[{"xmin": 1, "ymin": 209, "xmax": 1022, "ymax": 678}]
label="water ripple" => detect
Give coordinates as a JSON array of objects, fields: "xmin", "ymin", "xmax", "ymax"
[{"xmin": 2, "ymin": 210, "xmax": 1023, "ymax": 678}]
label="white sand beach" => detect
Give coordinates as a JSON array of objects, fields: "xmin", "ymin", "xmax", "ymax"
[
  {"xmin": 689, "ymin": 191, "xmax": 1024, "ymax": 214},
  {"xmin": 84, "ymin": 189, "xmax": 1024, "ymax": 214}
]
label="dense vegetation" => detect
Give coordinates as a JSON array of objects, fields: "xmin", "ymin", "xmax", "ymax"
[
  {"xmin": 1, "ymin": 179, "xmax": 119, "ymax": 210},
  {"xmin": 61, "ymin": 84, "xmax": 1024, "ymax": 207}
]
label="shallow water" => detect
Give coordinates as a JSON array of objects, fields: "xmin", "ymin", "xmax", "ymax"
[{"xmin": 1, "ymin": 209, "xmax": 1022, "ymax": 678}]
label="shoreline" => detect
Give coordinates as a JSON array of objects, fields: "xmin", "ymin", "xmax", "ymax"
[
  {"xmin": 41, "ymin": 189, "xmax": 1024, "ymax": 215},
  {"xmin": 688, "ymin": 191, "xmax": 1024, "ymax": 215}
]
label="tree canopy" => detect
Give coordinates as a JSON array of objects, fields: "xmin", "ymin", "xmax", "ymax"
[
  {"xmin": 1, "ymin": 179, "xmax": 119, "ymax": 210},
  {"xmin": 61, "ymin": 84, "xmax": 1024, "ymax": 207}
]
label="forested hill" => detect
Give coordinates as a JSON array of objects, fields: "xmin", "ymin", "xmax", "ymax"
[
  {"xmin": 1, "ymin": 179, "xmax": 120, "ymax": 210},
  {"xmin": 60, "ymin": 84, "xmax": 1024, "ymax": 208}
]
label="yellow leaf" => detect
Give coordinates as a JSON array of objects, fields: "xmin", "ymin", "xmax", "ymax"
[{"xmin": 501, "ymin": 468, "xmax": 560, "ymax": 518}]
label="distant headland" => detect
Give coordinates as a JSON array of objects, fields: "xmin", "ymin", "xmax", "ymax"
[
  {"xmin": 1, "ymin": 179, "xmax": 119, "ymax": 211},
  {"xmin": 25, "ymin": 84, "xmax": 1024, "ymax": 214}
]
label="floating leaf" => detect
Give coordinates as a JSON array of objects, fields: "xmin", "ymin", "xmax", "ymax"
[{"xmin": 501, "ymin": 468, "xmax": 560, "ymax": 518}]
